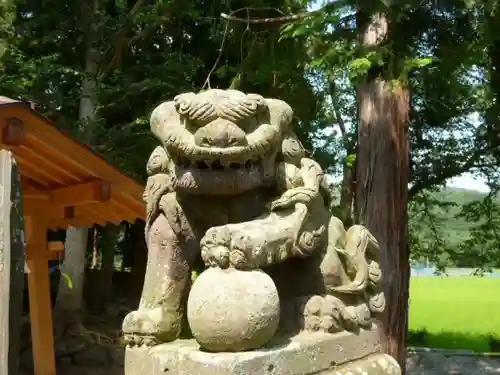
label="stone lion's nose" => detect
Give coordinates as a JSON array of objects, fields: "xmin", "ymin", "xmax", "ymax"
[{"xmin": 194, "ymin": 119, "xmax": 247, "ymax": 148}]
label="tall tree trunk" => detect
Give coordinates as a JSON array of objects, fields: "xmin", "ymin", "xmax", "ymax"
[
  {"xmin": 56, "ymin": 0, "xmax": 100, "ymax": 318},
  {"xmin": 56, "ymin": 228, "xmax": 88, "ymax": 313},
  {"xmin": 98, "ymin": 225, "xmax": 117, "ymax": 307},
  {"xmin": 90, "ymin": 227, "xmax": 101, "ymax": 269},
  {"xmin": 486, "ymin": 6, "xmax": 500, "ymax": 157},
  {"xmin": 355, "ymin": 10, "xmax": 411, "ymax": 370}
]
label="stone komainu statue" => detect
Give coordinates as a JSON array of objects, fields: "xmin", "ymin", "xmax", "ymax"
[{"xmin": 122, "ymin": 89, "xmax": 387, "ymax": 354}]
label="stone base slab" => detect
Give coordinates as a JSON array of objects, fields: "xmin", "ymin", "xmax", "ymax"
[{"xmin": 124, "ymin": 326, "xmax": 401, "ymax": 375}]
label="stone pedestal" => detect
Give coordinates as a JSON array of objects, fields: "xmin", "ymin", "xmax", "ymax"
[{"xmin": 124, "ymin": 326, "xmax": 401, "ymax": 375}]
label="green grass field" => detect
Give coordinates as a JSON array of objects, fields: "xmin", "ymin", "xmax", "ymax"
[{"xmin": 409, "ymin": 277, "xmax": 500, "ymax": 352}]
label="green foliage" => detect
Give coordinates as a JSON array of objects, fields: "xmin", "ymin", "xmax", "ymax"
[
  {"xmin": 60, "ymin": 272, "xmax": 73, "ymax": 289},
  {"xmin": 279, "ymin": 0, "xmax": 500, "ymax": 269},
  {"xmin": 0, "ymin": 0, "xmax": 321, "ymax": 180},
  {"xmin": 2, "ymin": 0, "xmax": 500, "ymax": 272},
  {"xmin": 410, "ymin": 187, "xmax": 500, "ymax": 269}
]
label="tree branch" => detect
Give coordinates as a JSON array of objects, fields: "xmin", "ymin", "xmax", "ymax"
[
  {"xmin": 221, "ymin": 11, "xmax": 309, "ymax": 24},
  {"xmin": 408, "ymin": 153, "xmax": 481, "ymax": 199},
  {"xmin": 98, "ymin": 0, "xmax": 147, "ymax": 81}
]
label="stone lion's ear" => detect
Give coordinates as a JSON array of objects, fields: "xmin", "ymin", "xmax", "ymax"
[
  {"xmin": 245, "ymin": 93, "xmax": 266, "ymax": 112},
  {"xmin": 173, "ymin": 92, "xmax": 197, "ymax": 116},
  {"xmin": 264, "ymin": 98, "xmax": 294, "ymax": 131},
  {"xmin": 150, "ymin": 100, "xmax": 180, "ymax": 142}
]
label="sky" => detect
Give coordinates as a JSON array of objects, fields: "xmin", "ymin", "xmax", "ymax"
[{"xmin": 447, "ymin": 173, "xmax": 489, "ymax": 192}]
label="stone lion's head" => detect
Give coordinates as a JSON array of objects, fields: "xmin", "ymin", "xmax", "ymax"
[{"xmin": 148, "ymin": 89, "xmax": 304, "ymax": 195}]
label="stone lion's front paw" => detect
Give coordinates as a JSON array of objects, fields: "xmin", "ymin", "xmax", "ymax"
[
  {"xmin": 200, "ymin": 241, "xmax": 255, "ymax": 270},
  {"xmin": 200, "ymin": 225, "xmax": 231, "ymax": 268},
  {"xmin": 200, "ymin": 225, "xmax": 253, "ymax": 269},
  {"xmin": 201, "ymin": 223, "xmax": 268, "ymax": 270},
  {"xmin": 228, "ymin": 234, "xmax": 263, "ymax": 270},
  {"xmin": 121, "ymin": 307, "xmax": 182, "ymax": 346},
  {"xmin": 201, "ymin": 243, "xmax": 231, "ymax": 268}
]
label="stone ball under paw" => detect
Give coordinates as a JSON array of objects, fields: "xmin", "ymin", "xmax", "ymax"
[{"xmin": 187, "ymin": 267, "xmax": 280, "ymax": 352}]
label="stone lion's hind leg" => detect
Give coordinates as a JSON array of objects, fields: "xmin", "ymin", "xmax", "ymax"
[{"xmin": 122, "ymin": 213, "xmax": 198, "ymax": 346}]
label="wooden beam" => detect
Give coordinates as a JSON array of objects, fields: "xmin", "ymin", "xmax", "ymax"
[
  {"xmin": 15, "ymin": 154, "xmax": 69, "ymax": 186},
  {"xmin": 17, "ymin": 162, "xmax": 53, "ymax": 187},
  {"xmin": 15, "ymin": 107, "xmax": 144, "ymax": 197},
  {"xmin": 24, "ymin": 180, "xmax": 112, "ymax": 207},
  {"xmin": 48, "ymin": 241, "xmax": 64, "ymax": 261},
  {"xmin": 0, "ymin": 151, "xmax": 26, "ymax": 375},
  {"xmin": 51, "ymin": 180, "xmax": 111, "ymax": 206},
  {"xmin": 24, "ymin": 200, "xmax": 102, "ymax": 230},
  {"xmin": 75, "ymin": 205, "xmax": 110, "ymax": 226},
  {"xmin": 47, "ymin": 241, "xmax": 64, "ymax": 252},
  {"xmin": 21, "ymin": 176, "xmax": 46, "ymax": 191},
  {"xmin": 2, "ymin": 117, "xmax": 25, "ymax": 146},
  {"xmin": 47, "ymin": 219, "xmax": 93, "ymax": 231},
  {"xmin": 25, "ymin": 216, "xmax": 57, "ymax": 375},
  {"xmin": 113, "ymin": 189, "xmax": 146, "ymax": 219},
  {"xmin": 24, "ymin": 200, "xmax": 70, "ymax": 219},
  {"xmin": 4, "ymin": 106, "xmax": 144, "ymax": 202},
  {"xmin": 24, "ymin": 188, "xmax": 48, "ymax": 201},
  {"xmin": 86, "ymin": 202, "xmax": 123, "ymax": 225},
  {"xmin": 17, "ymin": 145, "xmax": 82, "ymax": 181}
]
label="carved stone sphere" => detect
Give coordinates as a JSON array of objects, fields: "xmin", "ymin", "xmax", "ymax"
[{"xmin": 187, "ymin": 267, "xmax": 280, "ymax": 352}]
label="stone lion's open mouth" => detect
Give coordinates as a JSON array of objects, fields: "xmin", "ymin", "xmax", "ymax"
[
  {"xmin": 162, "ymin": 123, "xmax": 280, "ymax": 195},
  {"xmin": 171, "ymin": 153, "xmax": 273, "ymax": 195},
  {"xmin": 174, "ymin": 155, "xmax": 264, "ymax": 171}
]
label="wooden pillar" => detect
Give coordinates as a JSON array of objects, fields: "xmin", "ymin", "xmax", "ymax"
[
  {"xmin": 25, "ymin": 216, "xmax": 57, "ymax": 375},
  {"xmin": 0, "ymin": 151, "xmax": 26, "ymax": 375}
]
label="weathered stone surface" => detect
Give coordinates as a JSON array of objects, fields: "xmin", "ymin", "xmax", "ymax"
[
  {"xmin": 124, "ymin": 327, "xmax": 383, "ymax": 375},
  {"xmin": 319, "ymin": 353, "xmax": 401, "ymax": 375},
  {"xmin": 123, "ymin": 89, "xmax": 388, "ymax": 349},
  {"xmin": 123, "ymin": 88, "xmax": 398, "ymax": 373},
  {"xmin": 187, "ymin": 267, "xmax": 280, "ymax": 352},
  {"xmin": 14, "ymin": 347, "xmax": 498, "ymax": 375}
]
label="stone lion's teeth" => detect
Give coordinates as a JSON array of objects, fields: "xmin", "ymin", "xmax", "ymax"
[
  {"xmin": 211, "ymin": 159, "xmax": 224, "ymax": 170},
  {"xmin": 195, "ymin": 161, "xmax": 210, "ymax": 170},
  {"xmin": 229, "ymin": 162, "xmax": 242, "ymax": 170},
  {"xmin": 177, "ymin": 156, "xmax": 191, "ymax": 168},
  {"xmin": 220, "ymin": 159, "xmax": 232, "ymax": 168}
]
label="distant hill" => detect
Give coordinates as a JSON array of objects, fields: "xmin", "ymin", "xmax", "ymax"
[
  {"xmin": 329, "ymin": 185, "xmax": 494, "ymax": 244},
  {"xmin": 417, "ymin": 187, "xmax": 495, "ymax": 245}
]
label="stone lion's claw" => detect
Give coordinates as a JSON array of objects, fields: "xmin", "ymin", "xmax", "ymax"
[
  {"xmin": 122, "ymin": 334, "xmax": 134, "ymax": 347},
  {"xmin": 142, "ymin": 336, "xmax": 157, "ymax": 346},
  {"xmin": 123, "ymin": 334, "xmax": 142, "ymax": 347},
  {"xmin": 201, "ymin": 248, "xmax": 210, "ymax": 265},
  {"xmin": 229, "ymin": 250, "xmax": 248, "ymax": 269},
  {"xmin": 201, "ymin": 245, "xmax": 230, "ymax": 269},
  {"xmin": 214, "ymin": 246, "xmax": 230, "ymax": 268}
]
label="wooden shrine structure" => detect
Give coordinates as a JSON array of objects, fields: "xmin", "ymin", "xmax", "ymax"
[{"xmin": 0, "ymin": 97, "xmax": 146, "ymax": 375}]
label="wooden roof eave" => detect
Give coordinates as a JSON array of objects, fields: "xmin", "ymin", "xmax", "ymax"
[{"xmin": 0, "ymin": 98, "xmax": 146, "ymax": 228}]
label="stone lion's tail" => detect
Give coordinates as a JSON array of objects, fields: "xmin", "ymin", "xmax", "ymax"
[{"xmin": 329, "ymin": 225, "xmax": 386, "ymax": 315}]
